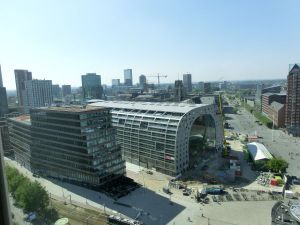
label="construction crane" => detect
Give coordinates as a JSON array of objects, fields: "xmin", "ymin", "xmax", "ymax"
[{"xmin": 146, "ymin": 73, "xmax": 167, "ymax": 86}]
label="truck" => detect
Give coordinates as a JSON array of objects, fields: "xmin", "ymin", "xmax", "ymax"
[{"xmin": 198, "ymin": 186, "xmax": 224, "ymax": 196}]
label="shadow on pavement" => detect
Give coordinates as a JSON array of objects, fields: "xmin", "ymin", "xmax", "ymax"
[{"xmin": 49, "ymin": 178, "xmax": 185, "ymax": 225}]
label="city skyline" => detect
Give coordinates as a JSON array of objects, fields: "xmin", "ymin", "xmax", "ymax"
[{"xmin": 1, "ymin": 0, "xmax": 300, "ymax": 89}]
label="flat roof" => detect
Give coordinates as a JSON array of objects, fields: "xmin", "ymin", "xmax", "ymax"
[
  {"xmin": 89, "ymin": 100, "xmax": 209, "ymax": 113},
  {"xmin": 290, "ymin": 202, "xmax": 300, "ymax": 222},
  {"xmin": 246, "ymin": 142, "xmax": 273, "ymax": 161},
  {"xmin": 36, "ymin": 105, "xmax": 106, "ymax": 113},
  {"xmin": 9, "ymin": 115, "xmax": 31, "ymax": 125},
  {"xmin": 262, "ymin": 92, "xmax": 286, "ymax": 97}
]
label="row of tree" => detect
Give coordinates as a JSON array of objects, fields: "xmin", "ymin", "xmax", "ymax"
[{"xmin": 6, "ymin": 165, "xmax": 58, "ymax": 223}]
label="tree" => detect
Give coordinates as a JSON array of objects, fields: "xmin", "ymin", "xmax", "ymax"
[
  {"xmin": 5, "ymin": 165, "xmax": 50, "ymax": 216},
  {"xmin": 42, "ymin": 207, "xmax": 59, "ymax": 224},
  {"xmin": 266, "ymin": 158, "xmax": 288, "ymax": 173}
]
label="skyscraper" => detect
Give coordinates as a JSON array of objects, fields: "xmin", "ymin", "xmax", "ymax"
[
  {"xmin": 286, "ymin": 64, "xmax": 300, "ymax": 136},
  {"xmin": 183, "ymin": 73, "xmax": 192, "ymax": 93},
  {"xmin": 204, "ymin": 82, "xmax": 212, "ymax": 94},
  {"xmin": 124, "ymin": 69, "xmax": 133, "ymax": 86},
  {"xmin": 0, "ymin": 65, "xmax": 3, "ymax": 88},
  {"xmin": 139, "ymin": 75, "xmax": 147, "ymax": 90},
  {"xmin": 61, "ymin": 85, "xmax": 71, "ymax": 97},
  {"xmin": 24, "ymin": 79, "xmax": 53, "ymax": 112},
  {"xmin": 112, "ymin": 79, "xmax": 120, "ymax": 87},
  {"xmin": 52, "ymin": 84, "xmax": 61, "ymax": 99},
  {"xmin": 0, "ymin": 88, "xmax": 8, "ymax": 117},
  {"xmin": 82, "ymin": 73, "xmax": 102, "ymax": 100},
  {"xmin": 14, "ymin": 69, "xmax": 32, "ymax": 112},
  {"xmin": 0, "ymin": 65, "xmax": 8, "ymax": 117},
  {"xmin": 174, "ymin": 80, "xmax": 186, "ymax": 102},
  {"xmin": 0, "ymin": 119, "xmax": 12, "ymax": 156}
]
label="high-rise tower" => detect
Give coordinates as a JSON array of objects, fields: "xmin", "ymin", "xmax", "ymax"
[
  {"xmin": 14, "ymin": 69, "xmax": 32, "ymax": 112},
  {"xmin": 286, "ymin": 64, "xmax": 300, "ymax": 136}
]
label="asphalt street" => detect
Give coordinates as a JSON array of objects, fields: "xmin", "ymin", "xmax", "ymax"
[{"xmin": 226, "ymin": 107, "xmax": 300, "ymax": 177}]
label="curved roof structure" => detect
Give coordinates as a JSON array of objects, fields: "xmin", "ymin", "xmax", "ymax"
[
  {"xmin": 89, "ymin": 100, "xmax": 208, "ymax": 113},
  {"xmin": 89, "ymin": 100, "xmax": 223, "ymax": 176},
  {"xmin": 246, "ymin": 142, "xmax": 273, "ymax": 161}
]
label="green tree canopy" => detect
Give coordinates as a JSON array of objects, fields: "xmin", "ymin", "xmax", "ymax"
[
  {"xmin": 266, "ymin": 158, "xmax": 288, "ymax": 173},
  {"xmin": 5, "ymin": 165, "xmax": 49, "ymax": 215}
]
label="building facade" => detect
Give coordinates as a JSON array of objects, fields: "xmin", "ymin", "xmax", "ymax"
[
  {"xmin": 174, "ymin": 80, "xmax": 185, "ymax": 102},
  {"xmin": 14, "ymin": 69, "xmax": 32, "ymax": 111},
  {"xmin": 112, "ymin": 79, "xmax": 120, "ymax": 87},
  {"xmin": 139, "ymin": 75, "xmax": 147, "ymax": 90},
  {"xmin": 7, "ymin": 115, "xmax": 32, "ymax": 170},
  {"xmin": 30, "ymin": 106, "xmax": 125, "ymax": 186},
  {"xmin": 124, "ymin": 69, "xmax": 133, "ymax": 86},
  {"xmin": 286, "ymin": 64, "xmax": 300, "ymax": 136},
  {"xmin": 82, "ymin": 73, "xmax": 102, "ymax": 100},
  {"xmin": 256, "ymin": 84, "xmax": 282, "ymax": 109},
  {"xmin": 261, "ymin": 93, "xmax": 286, "ymax": 116},
  {"xmin": 0, "ymin": 66, "xmax": 9, "ymax": 117},
  {"xmin": 204, "ymin": 82, "xmax": 212, "ymax": 94},
  {"xmin": 52, "ymin": 84, "xmax": 61, "ymax": 99},
  {"xmin": 62, "ymin": 85, "xmax": 71, "ymax": 97},
  {"xmin": 0, "ymin": 65, "xmax": 3, "ymax": 88},
  {"xmin": 183, "ymin": 73, "xmax": 192, "ymax": 93},
  {"xmin": 0, "ymin": 119, "xmax": 12, "ymax": 156},
  {"xmin": 90, "ymin": 101, "xmax": 223, "ymax": 176},
  {"xmin": 268, "ymin": 102, "xmax": 286, "ymax": 128},
  {"xmin": 0, "ymin": 87, "xmax": 8, "ymax": 117},
  {"xmin": 24, "ymin": 79, "xmax": 53, "ymax": 112}
]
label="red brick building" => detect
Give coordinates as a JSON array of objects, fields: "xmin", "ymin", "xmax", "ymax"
[
  {"xmin": 268, "ymin": 102, "xmax": 286, "ymax": 128},
  {"xmin": 260, "ymin": 93, "xmax": 286, "ymax": 128}
]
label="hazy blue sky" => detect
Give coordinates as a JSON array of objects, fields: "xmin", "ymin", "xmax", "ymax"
[{"xmin": 0, "ymin": 0, "xmax": 299, "ymax": 89}]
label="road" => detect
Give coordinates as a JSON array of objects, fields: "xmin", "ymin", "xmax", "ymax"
[
  {"xmin": 226, "ymin": 106, "xmax": 300, "ymax": 177},
  {"xmin": 5, "ymin": 157, "xmax": 276, "ymax": 225}
]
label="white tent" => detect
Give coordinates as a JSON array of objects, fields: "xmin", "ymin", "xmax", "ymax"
[{"xmin": 246, "ymin": 142, "xmax": 273, "ymax": 161}]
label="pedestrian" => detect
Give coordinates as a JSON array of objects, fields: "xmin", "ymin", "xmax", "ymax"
[{"xmin": 202, "ymin": 213, "xmax": 204, "ymax": 217}]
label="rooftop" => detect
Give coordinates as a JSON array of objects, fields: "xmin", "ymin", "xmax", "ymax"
[
  {"xmin": 272, "ymin": 201, "xmax": 300, "ymax": 224},
  {"xmin": 290, "ymin": 202, "xmax": 300, "ymax": 222},
  {"xmin": 89, "ymin": 100, "xmax": 209, "ymax": 113},
  {"xmin": 246, "ymin": 142, "xmax": 273, "ymax": 161},
  {"xmin": 9, "ymin": 115, "xmax": 31, "ymax": 125},
  {"xmin": 262, "ymin": 92, "xmax": 286, "ymax": 97},
  {"xmin": 36, "ymin": 105, "xmax": 106, "ymax": 113},
  {"xmin": 270, "ymin": 102, "xmax": 285, "ymax": 111}
]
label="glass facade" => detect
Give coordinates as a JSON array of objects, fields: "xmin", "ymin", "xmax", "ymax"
[
  {"xmin": 9, "ymin": 106, "xmax": 125, "ymax": 186},
  {"xmin": 81, "ymin": 73, "xmax": 102, "ymax": 100},
  {"xmin": 8, "ymin": 117, "xmax": 32, "ymax": 171}
]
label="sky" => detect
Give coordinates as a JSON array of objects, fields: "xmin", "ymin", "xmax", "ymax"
[{"xmin": 0, "ymin": 0, "xmax": 300, "ymax": 89}]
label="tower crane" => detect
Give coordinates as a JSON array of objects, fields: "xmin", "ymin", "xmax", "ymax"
[{"xmin": 146, "ymin": 73, "xmax": 167, "ymax": 86}]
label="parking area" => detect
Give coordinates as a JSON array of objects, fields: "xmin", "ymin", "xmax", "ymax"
[{"xmin": 227, "ymin": 107, "xmax": 300, "ymax": 177}]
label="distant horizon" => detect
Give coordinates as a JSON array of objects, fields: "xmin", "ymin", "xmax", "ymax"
[
  {"xmin": 4, "ymin": 77, "xmax": 286, "ymax": 92},
  {"xmin": 1, "ymin": 1, "xmax": 299, "ymax": 89}
]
